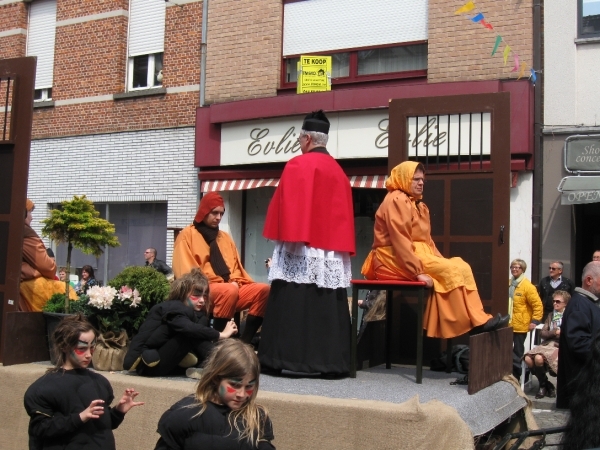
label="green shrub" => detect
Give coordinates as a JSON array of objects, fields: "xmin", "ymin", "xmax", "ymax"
[
  {"xmin": 43, "ymin": 293, "xmax": 90, "ymax": 315},
  {"xmin": 107, "ymin": 266, "xmax": 169, "ymax": 334}
]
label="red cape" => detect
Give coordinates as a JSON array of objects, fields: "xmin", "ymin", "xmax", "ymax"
[{"xmin": 263, "ymin": 150, "xmax": 355, "ymax": 255}]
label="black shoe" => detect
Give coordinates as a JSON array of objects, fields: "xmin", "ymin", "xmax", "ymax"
[
  {"xmin": 545, "ymin": 380, "xmax": 556, "ymax": 398},
  {"xmin": 535, "ymin": 385, "xmax": 547, "ymax": 399},
  {"xmin": 482, "ymin": 314, "xmax": 510, "ymax": 332}
]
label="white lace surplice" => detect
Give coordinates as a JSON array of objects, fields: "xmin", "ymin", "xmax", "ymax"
[{"xmin": 268, "ymin": 241, "xmax": 352, "ymax": 289}]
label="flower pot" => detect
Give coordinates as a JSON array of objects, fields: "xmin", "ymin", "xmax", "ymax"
[
  {"xmin": 43, "ymin": 312, "xmax": 73, "ymax": 365},
  {"xmin": 92, "ymin": 330, "xmax": 129, "ymax": 371}
]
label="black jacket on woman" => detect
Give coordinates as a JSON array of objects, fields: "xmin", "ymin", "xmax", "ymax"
[
  {"xmin": 123, "ymin": 300, "xmax": 219, "ymax": 372},
  {"xmin": 155, "ymin": 396, "xmax": 275, "ymax": 450},
  {"xmin": 24, "ymin": 369, "xmax": 124, "ymax": 450}
]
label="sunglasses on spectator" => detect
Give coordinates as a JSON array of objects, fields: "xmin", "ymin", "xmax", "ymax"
[
  {"xmin": 549, "ymin": 267, "xmax": 560, "ymax": 271},
  {"xmin": 553, "ymin": 299, "xmax": 564, "ymax": 304}
]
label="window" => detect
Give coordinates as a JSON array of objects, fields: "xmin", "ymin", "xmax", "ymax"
[
  {"xmin": 282, "ymin": 43, "xmax": 427, "ymax": 87},
  {"xmin": 127, "ymin": 0, "xmax": 166, "ymax": 91},
  {"xmin": 27, "ymin": 0, "xmax": 57, "ymax": 98},
  {"xmin": 129, "ymin": 52, "xmax": 163, "ymax": 89},
  {"xmin": 579, "ymin": 0, "xmax": 600, "ymax": 38},
  {"xmin": 34, "ymin": 88, "xmax": 52, "ymax": 102}
]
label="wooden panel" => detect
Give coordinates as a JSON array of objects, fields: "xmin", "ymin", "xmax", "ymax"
[
  {"xmin": 0, "ymin": 57, "xmax": 36, "ymax": 363},
  {"xmin": 2, "ymin": 312, "xmax": 50, "ymax": 366},
  {"xmin": 468, "ymin": 326, "xmax": 512, "ymax": 395}
]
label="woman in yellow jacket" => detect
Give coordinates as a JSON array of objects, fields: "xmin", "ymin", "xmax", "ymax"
[{"xmin": 509, "ymin": 258, "xmax": 544, "ymax": 378}]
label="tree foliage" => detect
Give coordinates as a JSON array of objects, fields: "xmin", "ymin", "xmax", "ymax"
[
  {"xmin": 41, "ymin": 195, "xmax": 119, "ymax": 257},
  {"xmin": 41, "ymin": 195, "xmax": 120, "ymax": 312}
]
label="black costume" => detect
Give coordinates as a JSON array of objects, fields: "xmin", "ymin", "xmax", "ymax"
[
  {"xmin": 123, "ymin": 300, "xmax": 219, "ymax": 376},
  {"xmin": 537, "ymin": 275, "xmax": 575, "ymax": 316},
  {"xmin": 24, "ymin": 368, "xmax": 124, "ymax": 450},
  {"xmin": 155, "ymin": 395, "xmax": 275, "ymax": 450},
  {"xmin": 146, "ymin": 259, "xmax": 173, "ymax": 276},
  {"xmin": 556, "ymin": 287, "xmax": 600, "ymax": 409}
]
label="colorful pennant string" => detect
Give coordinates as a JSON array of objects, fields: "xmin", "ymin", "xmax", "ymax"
[{"xmin": 455, "ymin": 1, "xmax": 538, "ymax": 85}]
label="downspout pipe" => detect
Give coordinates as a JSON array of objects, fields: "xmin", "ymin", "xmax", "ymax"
[
  {"xmin": 531, "ymin": 0, "xmax": 543, "ymax": 283},
  {"xmin": 199, "ymin": 0, "xmax": 208, "ymax": 107}
]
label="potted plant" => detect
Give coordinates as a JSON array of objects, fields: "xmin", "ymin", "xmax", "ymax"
[
  {"xmin": 41, "ymin": 195, "xmax": 120, "ymax": 313},
  {"xmin": 77, "ymin": 266, "xmax": 170, "ymax": 371}
]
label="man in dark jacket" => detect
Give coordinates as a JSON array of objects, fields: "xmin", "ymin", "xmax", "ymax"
[
  {"xmin": 537, "ymin": 260, "xmax": 575, "ymax": 316},
  {"xmin": 144, "ymin": 247, "xmax": 173, "ymax": 276},
  {"xmin": 556, "ymin": 261, "xmax": 600, "ymax": 409}
]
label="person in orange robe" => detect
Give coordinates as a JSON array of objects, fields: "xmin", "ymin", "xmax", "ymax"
[
  {"xmin": 19, "ymin": 199, "xmax": 78, "ymax": 312},
  {"xmin": 361, "ymin": 161, "xmax": 509, "ymax": 338},
  {"xmin": 172, "ymin": 193, "xmax": 269, "ymax": 344}
]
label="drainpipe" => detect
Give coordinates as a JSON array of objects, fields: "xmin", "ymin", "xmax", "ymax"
[
  {"xmin": 199, "ymin": 0, "xmax": 208, "ymax": 107},
  {"xmin": 531, "ymin": 0, "xmax": 543, "ymax": 283}
]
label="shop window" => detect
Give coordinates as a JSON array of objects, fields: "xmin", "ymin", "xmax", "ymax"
[
  {"xmin": 52, "ymin": 202, "xmax": 168, "ymax": 284},
  {"xmin": 129, "ymin": 53, "xmax": 163, "ymax": 90},
  {"xmin": 281, "ymin": 43, "xmax": 427, "ymax": 89},
  {"xmin": 579, "ymin": 0, "xmax": 600, "ymax": 38}
]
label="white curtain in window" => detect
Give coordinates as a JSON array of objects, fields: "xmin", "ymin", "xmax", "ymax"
[
  {"xmin": 27, "ymin": 0, "xmax": 57, "ymax": 89},
  {"xmin": 128, "ymin": 0, "xmax": 166, "ymax": 57},
  {"xmin": 283, "ymin": 0, "xmax": 428, "ymax": 56}
]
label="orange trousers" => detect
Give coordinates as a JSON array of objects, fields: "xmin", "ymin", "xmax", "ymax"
[{"xmin": 209, "ymin": 282, "xmax": 270, "ymax": 319}]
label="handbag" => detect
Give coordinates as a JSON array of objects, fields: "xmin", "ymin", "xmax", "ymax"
[{"xmin": 92, "ymin": 330, "xmax": 129, "ymax": 371}]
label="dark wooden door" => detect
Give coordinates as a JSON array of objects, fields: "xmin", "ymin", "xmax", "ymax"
[
  {"xmin": 0, "ymin": 57, "xmax": 36, "ymax": 363},
  {"xmin": 387, "ymin": 93, "xmax": 511, "ymax": 361}
]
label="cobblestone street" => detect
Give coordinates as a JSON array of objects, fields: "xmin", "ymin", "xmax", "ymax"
[{"xmin": 526, "ymin": 373, "xmax": 569, "ymax": 447}]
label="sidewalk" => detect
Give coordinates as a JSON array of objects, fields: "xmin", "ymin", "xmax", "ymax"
[{"xmin": 523, "ymin": 372, "xmax": 570, "ymax": 446}]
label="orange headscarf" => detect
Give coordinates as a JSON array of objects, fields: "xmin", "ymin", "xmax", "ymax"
[
  {"xmin": 26, "ymin": 199, "xmax": 35, "ymax": 212},
  {"xmin": 385, "ymin": 161, "xmax": 423, "ymax": 201},
  {"xmin": 194, "ymin": 192, "xmax": 225, "ymax": 223}
]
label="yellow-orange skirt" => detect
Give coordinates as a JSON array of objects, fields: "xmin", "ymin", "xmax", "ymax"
[
  {"xmin": 19, "ymin": 277, "xmax": 79, "ymax": 312},
  {"xmin": 362, "ymin": 243, "xmax": 491, "ymax": 338}
]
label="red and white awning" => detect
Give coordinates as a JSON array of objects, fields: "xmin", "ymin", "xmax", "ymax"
[{"xmin": 200, "ymin": 175, "xmax": 387, "ymax": 193}]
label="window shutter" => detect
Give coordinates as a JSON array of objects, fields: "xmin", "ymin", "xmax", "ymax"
[
  {"xmin": 27, "ymin": 0, "xmax": 57, "ymax": 89},
  {"xmin": 283, "ymin": 0, "xmax": 428, "ymax": 56},
  {"xmin": 128, "ymin": 0, "xmax": 166, "ymax": 57}
]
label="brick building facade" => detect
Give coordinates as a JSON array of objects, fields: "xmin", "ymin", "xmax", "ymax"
[
  {"xmin": 0, "ymin": 0, "xmax": 203, "ymax": 283},
  {"xmin": 0, "ymin": 0, "xmax": 537, "ymax": 287}
]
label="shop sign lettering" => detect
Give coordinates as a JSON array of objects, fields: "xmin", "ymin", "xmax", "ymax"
[
  {"xmin": 565, "ymin": 137, "xmax": 600, "ymax": 172},
  {"xmin": 562, "ymin": 190, "xmax": 600, "ymax": 205},
  {"xmin": 248, "ymin": 127, "xmax": 301, "ymax": 156}
]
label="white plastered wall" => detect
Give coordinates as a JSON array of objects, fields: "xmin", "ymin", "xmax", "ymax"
[{"xmin": 509, "ymin": 172, "xmax": 534, "ymax": 277}]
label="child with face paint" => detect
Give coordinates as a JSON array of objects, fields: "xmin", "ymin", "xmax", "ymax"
[
  {"xmin": 23, "ymin": 314, "xmax": 144, "ymax": 450},
  {"xmin": 156, "ymin": 339, "xmax": 275, "ymax": 450},
  {"xmin": 123, "ymin": 268, "xmax": 238, "ymax": 377}
]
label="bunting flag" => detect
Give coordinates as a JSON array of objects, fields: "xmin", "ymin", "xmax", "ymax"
[
  {"xmin": 481, "ymin": 19, "xmax": 494, "ymax": 30},
  {"xmin": 511, "ymin": 54, "xmax": 520, "ymax": 72},
  {"xmin": 456, "ymin": 1, "xmax": 538, "ymax": 85},
  {"xmin": 517, "ymin": 62, "xmax": 527, "ymax": 80},
  {"xmin": 491, "ymin": 35, "xmax": 502, "ymax": 56},
  {"xmin": 530, "ymin": 69, "xmax": 537, "ymax": 84},
  {"xmin": 471, "ymin": 12, "xmax": 484, "ymax": 22},
  {"xmin": 503, "ymin": 45, "xmax": 511, "ymax": 65},
  {"xmin": 455, "ymin": 1, "xmax": 475, "ymax": 14}
]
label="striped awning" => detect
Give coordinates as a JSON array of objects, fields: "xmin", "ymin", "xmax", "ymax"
[{"xmin": 200, "ymin": 175, "xmax": 387, "ymax": 193}]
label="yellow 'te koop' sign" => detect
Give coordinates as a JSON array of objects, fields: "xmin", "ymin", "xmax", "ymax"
[{"xmin": 297, "ymin": 55, "xmax": 332, "ymax": 94}]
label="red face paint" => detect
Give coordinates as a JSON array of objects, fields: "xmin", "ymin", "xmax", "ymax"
[
  {"xmin": 245, "ymin": 389, "xmax": 254, "ymax": 396},
  {"xmin": 225, "ymin": 385, "xmax": 237, "ymax": 394}
]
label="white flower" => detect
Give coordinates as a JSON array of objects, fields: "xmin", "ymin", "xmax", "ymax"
[
  {"xmin": 130, "ymin": 289, "xmax": 142, "ymax": 308},
  {"xmin": 87, "ymin": 285, "xmax": 118, "ymax": 310}
]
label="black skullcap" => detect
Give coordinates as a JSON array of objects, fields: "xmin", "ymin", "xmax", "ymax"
[
  {"xmin": 46, "ymin": 248, "xmax": 55, "ymax": 258},
  {"xmin": 302, "ymin": 110, "xmax": 330, "ymax": 135}
]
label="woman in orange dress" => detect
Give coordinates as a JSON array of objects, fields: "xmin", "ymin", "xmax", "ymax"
[{"xmin": 361, "ymin": 161, "xmax": 509, "ymax": 338}]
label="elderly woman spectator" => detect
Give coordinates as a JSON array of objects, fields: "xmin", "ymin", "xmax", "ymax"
[
  {"xmin": 361, "ymin": 161, "xmax": 509, "ymax": 339},
  {"xmin": 74, "ymin": 265, "xmax": 99, "ymax": 295},
  {"xmin": 509, "ymin": 258, "xmax": 544, "ymax": 379},
  {"xmin": 19, "ymin": 199, "xmax": 77, "ymax": 312},
  {"xmin": 524, "ymin": 290, "xmax": 569, "ymax": 399}
]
